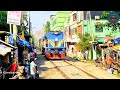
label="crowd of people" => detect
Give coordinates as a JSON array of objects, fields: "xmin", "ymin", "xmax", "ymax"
[
  {"xmin": 0, "ymin": 47, "xmax": 39, "ymax": 79},
  {"xmin": 22, "ymin": 47, "xmax": 39, "ymax": 79},
  {"xmin": 94, "ymin": 52, "xmax": 120, "ymax": 74}
]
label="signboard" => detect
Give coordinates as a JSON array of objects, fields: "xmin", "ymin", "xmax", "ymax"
[
  {"xmin": 7, "ymin": 11, "xmax": 21, "ymax": 25},
  {"xmin": 108, "ymin": 11, "xmax": 119, "ymax": 24}
]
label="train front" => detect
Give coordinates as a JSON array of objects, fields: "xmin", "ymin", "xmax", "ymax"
[{"xmin": 45, "ymin": 32, "xmax": 66, "ymax": 60}]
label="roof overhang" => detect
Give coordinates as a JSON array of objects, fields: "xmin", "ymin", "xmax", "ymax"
[{"xmin": 0, "ymin": 40, "xmax": 17, "ymax": 49}]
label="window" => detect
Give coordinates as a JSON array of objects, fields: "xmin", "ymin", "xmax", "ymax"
[
  {"xmin": 73, "ymin": 13, "xmax": 77, "ymax": 21},
  {"xmin": 69, "ymin": 26, "xmax": 71, "ymax": 36},
  {"xmin": 95, "ymin": 25, "xmax": 103, "ymax": 32},
  {"xmin": 72, "ymin": 29, "xmax": 74, "ymax": 35},
  {"xmin": 75, "ymin": 28, "xmax": 77, "ymax": 34}
]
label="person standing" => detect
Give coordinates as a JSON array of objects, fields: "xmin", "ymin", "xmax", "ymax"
[
  {"xmin": 77, "ymin": 50, "xmax": 81, "ymax": 60},
  {"xmin": 118, "ymin": 51, "xmax": 120, "ymax": 61},
  {"xmin": 107, "ymin": 54, "xmax": 113, "ymax": 69},
  {"xmin": 85, "ymin": 50, "xmax": 88, "ymax": 60},
  {"xmin": 72, "ymin": 47, "xmax": 74, "ymax": 54},
  {"xmin": 30, "ymin": 58, "xmax": 37, "ymax": 79},
  {"xmin": 34, "ymin": 47, "xmax": 37, "ymax": 58}
]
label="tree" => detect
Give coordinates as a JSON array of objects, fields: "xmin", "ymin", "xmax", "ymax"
[
  {"xmin": 0, "ymin": 11, "xmax": 9, "ymax": 32},
  {"xmin": 0, "ymin": 11, "xmax": 28, "ymax": 34},
  {"xmin": 100, "ymin": 11, "xmax": 111, "ymax": 19},
  {"xmin": 44, "ymin": 21, "xmax": 50, "ymax": 34},
  {"xmin": 77, "ymin": 33, "xmax": 92, "ymax": 53},
  {"xmin": 17, "ymin": 14, "xmax": 29, "ymax": 34},
  {"xmin": 100, "ymin": 11, "xmax": 120, "ymax": 31},
  {"xmin": 31, "ymin": 35, "xmax": 35, "ymax": 45}
]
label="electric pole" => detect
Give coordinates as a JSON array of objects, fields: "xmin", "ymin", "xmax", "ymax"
[
  {"xmin": 20, "ymin": 11, "xmax": 25, "ymax": 40},
  {"xmin": 88, "ymin": 11, "xmax": 94, "ymax": 41},
  {"xmin": 29, "ymin": 11, "xmax": 31, "ymax": 35},
  {"xmin": 88, "ymin": 11, "xmax": 96, "ymax": 60}
]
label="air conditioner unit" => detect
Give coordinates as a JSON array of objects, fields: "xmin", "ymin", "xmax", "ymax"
[{"xmin": 95, "ymin": 16, "xmax": 100, "ymax": 20}]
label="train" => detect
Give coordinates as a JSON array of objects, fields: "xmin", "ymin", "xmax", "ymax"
[{"xmin": 41, "ymin": 31, "xmax": 66, "ymax": 60}]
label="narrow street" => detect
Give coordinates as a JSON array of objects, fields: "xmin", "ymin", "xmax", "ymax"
[
  {"xmin": 1, "ymin": 11, "xmax": 120, "ymax": 79},
  {"xmin": 36, "ymin": 52, "xmax": 120, "ymax": 79}
]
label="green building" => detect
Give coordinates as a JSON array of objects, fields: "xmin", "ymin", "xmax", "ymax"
[
  {"xmin": 82, "ymin": 20, "xmax": 120, "ymax": 38},
  {"xmin": 82, "ymin": 19, "xmax": 120, "ymax": 60},
  {"xmin": 50, "ymin": 11, "xmax": 70, "ymax": 31}
]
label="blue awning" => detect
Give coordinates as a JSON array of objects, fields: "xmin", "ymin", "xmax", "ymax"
[
  {"xmin": 114, "ymin": 37, "xmax": 120, "ymax": 44},
  {"xmin": 19, "ymin": 40, "xmax": 30, "ymax": 47},
  {"xmin": 97, "ymin": 39, "xmax": 104, "ymax": 44}
]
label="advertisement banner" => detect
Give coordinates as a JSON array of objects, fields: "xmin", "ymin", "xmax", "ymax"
[{"xmin": 7, "ymin": 11, "xmax": 21, "ymax": 25}]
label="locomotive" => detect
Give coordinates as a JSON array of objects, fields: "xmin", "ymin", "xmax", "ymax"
[{"xmin": 42, "ymin": 31, "xmax": 66, "ymax": 59}]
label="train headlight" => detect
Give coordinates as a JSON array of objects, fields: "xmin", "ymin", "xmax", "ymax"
[{"xmin": 55, "ymin": 37, "xmax": 58, "ymax": 42}]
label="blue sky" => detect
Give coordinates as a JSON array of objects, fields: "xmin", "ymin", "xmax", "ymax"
[{"xmin": 30, "ymin": 11, "xmax": 57, "ymax": 33}]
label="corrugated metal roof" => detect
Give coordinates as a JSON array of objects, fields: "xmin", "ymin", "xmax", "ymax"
[
  {"xmin": 0, "ymin": 39, "xmax": 17, "ymax": 49},
  {"xmin": 0, "ymin": 44, "xmax": 12, "ymax": 56}
]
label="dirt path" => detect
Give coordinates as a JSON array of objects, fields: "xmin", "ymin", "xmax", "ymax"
[
  {"xmin": 66, "ymin": 60, "xmax": 120, "ymax": 79},
  {"xmin": 51, "ymin": 61, "xmax": 95, "ymax": 79},
  {"xmin": 36, "ymin": 54, "xmax": 65, "ymax": 79},
  {"xmin": 36, "ymin": 52, "xmax": 120, "ymax": 79}
]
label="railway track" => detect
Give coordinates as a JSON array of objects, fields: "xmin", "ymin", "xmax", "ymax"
[
  {"xmin": 64, "ymin": 60, "xmax": 99, "ymax": 79},
  {"xmin": 50, "ymin": 60, "xmax": 70, "ymax": 79},
  {"xmin": 50, "ymin": 60, "xmax": 99, "ymax": 79}
]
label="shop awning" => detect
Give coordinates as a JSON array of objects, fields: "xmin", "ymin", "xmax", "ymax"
[
  {"xmin": 114, "ymin": 37, "xmax": 120, "ymax": 44},
  {"xmin": 0, "ymin": 44, "xmax": 12, "ymax": 56},
  {"xmin": 0, "ymin": 40, "xmax": 17, "ymax": 49},
  {"xmin": 19, "ymin": 39, "xmax": 30, "ymax": 47},
  {"xmin": 97, "ymin": 39, "xmax": 104, "ymax": 44},
  {"xmin": 112, "ymin": 44, "xmax": 120, "ymax": 51}
]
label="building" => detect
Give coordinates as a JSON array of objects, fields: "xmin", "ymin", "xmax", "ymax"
[
  {"xmin": 63, "ymin": 11, "xmax": 84, "ymax": 54},
  {"xmin": 49, "ymin": 15, "xmax": 55, "ymax": 31},
  {"xmin": 50, "ymin": 11, "xmax": 70, "ymax": 31},
  {"xmin": 83, "ymin": 20, "xmax": 120, "ymax": 39}
]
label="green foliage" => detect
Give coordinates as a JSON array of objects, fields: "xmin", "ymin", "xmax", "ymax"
[
  {"xmin": 44, "ymin": 21, "xmax": 50, "ymax": 34},
  {"xmin": 18, "ymin": 14, "xmax": 28, "ymax": 34},
  {"xmin": 0, "ymin": 11, "xmax": 9, "ymax": 32},
  {"xmin": 100, "ymin": 11, "xmax": 112, "ymax": 19},
  {"xmin": 31, "ymin": 35, "xmax": 35, "ymax": 45},
  {"xmin": 100, "ymin": 11, "xmax": 120, "ymax": 20},
  {"xmin": 0, "ymin": 11, "xmax": 28, "ymax": 34},
  {"xmin": 99, "ymin": 11, "xmax": 120, "ymax": 31},
  {"xmin": 77, "ymin": 33, "xmax": 92, "ymax": 53}
]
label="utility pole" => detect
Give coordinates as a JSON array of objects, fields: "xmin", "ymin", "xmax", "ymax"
[
  {"xmin": 29, "ymin": 11, "xmax": 31, "ymax": 35},
  {"xmin": 88, "ymin": 11, "xmax": 94, "ymax": 41},
  {"xmin": 20, "ymin": 11, "xmax": 25, "ymax": 40},
  {"xmin": 88, "ymin": 11, "xmax": 96, "ymax": 60}
]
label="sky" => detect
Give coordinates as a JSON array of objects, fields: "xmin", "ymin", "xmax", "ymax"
[{"xmin": 30, "ymin": 11, "xmax": 57, "ymax": 33}]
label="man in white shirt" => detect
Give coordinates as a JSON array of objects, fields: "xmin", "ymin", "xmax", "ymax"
[
  {"xmin": 77, "ymin": 50, "xmax": 81, "ymax": 60},
  {"xmin": 30, "ymin": 58, "xmax": 37, "ymax": 79},
  {"xmin": 85, "ymin": 50, "xmax": 88, "ymax": 60}
]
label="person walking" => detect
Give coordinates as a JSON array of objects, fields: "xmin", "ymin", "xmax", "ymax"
[
  {"xmin": 34, "ymin": 47, "xmax": 37, "ymax": 58},
  {"xmin": 30, "ymin": 58, "xmax": 37, "ymax": 79}
]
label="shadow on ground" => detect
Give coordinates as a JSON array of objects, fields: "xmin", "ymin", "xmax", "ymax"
[
  {"xmin": 66, "ymin": 56, "xmax": 78, "ymax": 62},
  {"xmin": 36, "ymin": 54, "xmax": 49, "ymax": 79}
]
